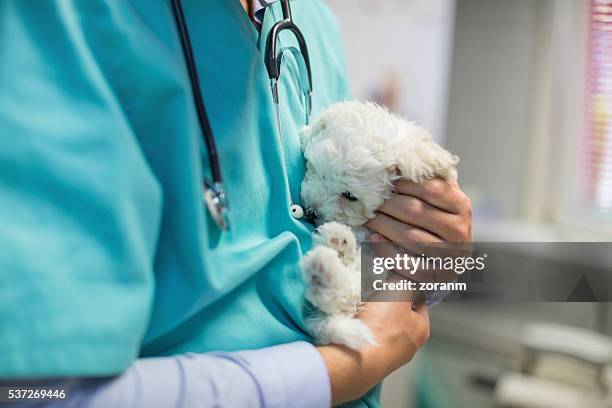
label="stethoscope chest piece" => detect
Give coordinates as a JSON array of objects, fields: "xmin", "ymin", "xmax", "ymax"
[{"xmin": 202, "ymin": 181, "xmax": 229, "ymax": 230}]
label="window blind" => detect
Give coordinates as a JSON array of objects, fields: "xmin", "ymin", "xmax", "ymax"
[{"xmin": 585, "ymin": 0, "xmax": 612, "ymax": 213}]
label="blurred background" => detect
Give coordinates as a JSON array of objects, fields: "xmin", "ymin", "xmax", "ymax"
[{"xmin": 325, "ymin": 0, "xmax": 612, "ymax": 407}]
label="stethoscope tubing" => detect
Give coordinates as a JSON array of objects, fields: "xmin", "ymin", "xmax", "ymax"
[
  {"xmin": 170, "ymin": 0, "xmax": 312, "ymax": 230},
  {"xmin": 170, "ymin": 0, "xmax": 223, "ymax": 185}
]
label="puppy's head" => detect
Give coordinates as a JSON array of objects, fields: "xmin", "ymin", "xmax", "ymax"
[
  {"xmin": 300, "ymin": 101, "xmax": 458, "ymax": 227},
  {"xmin": 300, "ymin": 102, "xmax": 399, "ymax": 226}
]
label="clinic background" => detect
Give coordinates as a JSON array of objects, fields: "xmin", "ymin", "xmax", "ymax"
[{"xmin": 326, "ymin": 0, "xmax": 612, "ymax": 407}]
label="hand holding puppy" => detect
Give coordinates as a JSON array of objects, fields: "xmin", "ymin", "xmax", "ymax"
[
  {"xmin": 299, "ymin": 101, "xmax": 463, "ymax": 349},
  {"xmin": 368, "ymin": 178, "xmax": 472, "ymax": 245},
  {"xmin": 318, "ymin": 299, "xmax": 429, "ymax": 405}
]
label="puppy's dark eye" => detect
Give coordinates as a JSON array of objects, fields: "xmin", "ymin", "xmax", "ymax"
[{"xmin": 342, "ymin": 191, "xmax": 358, "ymax": 201}]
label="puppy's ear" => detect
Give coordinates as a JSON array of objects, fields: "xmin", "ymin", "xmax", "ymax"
[
  {"xmin": 299, "ymin": 125, "xmax": 314, "ymax": 151},
  {"xmin": 300, "ymin": 118, "xmax": 329, "ymax": 152}
]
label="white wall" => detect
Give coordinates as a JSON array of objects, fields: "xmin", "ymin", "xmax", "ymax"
[
  {"xmin": 444, "ymin": 0, "xmax": 543, "ymax": 220},
  {"xmin": 325, "ymin": 0, "xmax": 456, "ymax": 142}
]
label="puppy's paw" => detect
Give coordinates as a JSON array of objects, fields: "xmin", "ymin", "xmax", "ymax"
[
  {"xmin": 431, "ymin": 144, "xmax": 459, "ymax": 182},
  {"xmin": 301, "ymin": 246, "xmax": 345, "ymax": 310},
  {"xmin": 313, "ymin": 222, "xmax": 358, "ymax": 265},
  {"xmin": 396, "ymin": 125, "xmax": 459, "ymax": 183}
]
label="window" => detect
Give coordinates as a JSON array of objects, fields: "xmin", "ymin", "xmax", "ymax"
[{"xmin": 584, "ymin": 0, "xmax": 612, "ymax": 214}]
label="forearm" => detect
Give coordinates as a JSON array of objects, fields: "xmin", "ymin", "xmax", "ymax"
[
  {"xmin": 319, "ymin": 345, "xmax": 366, "ymax": 405},
  {"xmin": 1, "ymin": 342, "xmax": 330, "ymax": 408},
  {"xmin": 319, "ymin": 301, "xmax": 431, "ymax": 406},
  {"xmin": 317, "ymin": 345, "xmax": 389, "ymax": 406}
]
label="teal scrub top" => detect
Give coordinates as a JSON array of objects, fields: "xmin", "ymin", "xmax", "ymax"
[{"xmin": 0, "ymin": 0, "xmax": 380, "ymax": 406}]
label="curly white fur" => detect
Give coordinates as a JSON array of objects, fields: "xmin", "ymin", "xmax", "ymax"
[{"xmin": 300, "ymin": 101, "xmax": 458, "ymax": 350}]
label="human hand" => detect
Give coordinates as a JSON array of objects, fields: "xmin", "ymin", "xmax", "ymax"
[
  {"xmin": 317, "ymin": 179, "xmax": 468, "ymax": 405},
  {"xmin": 357, "ymin": 298, "xmax": 430, "ymax": 374},
  {"xmin": 318, "ymin": 300, "xmax": 429, "ymax": 405},
  {"xmin": 365, "ymin": 178, "xmax": 472, "ymax": 286},
  {"xmin": 366, "ymin": 178, "xmax": 472, "ymax": 244}
]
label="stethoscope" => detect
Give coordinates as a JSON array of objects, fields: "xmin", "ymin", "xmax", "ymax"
[{"xmin": 171, "ymin": 0, "xmax": 313, "ymax": 231}]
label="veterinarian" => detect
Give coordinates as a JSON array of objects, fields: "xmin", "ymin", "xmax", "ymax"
[{"xmin": 0, "ymin": 0, "xmax": 471, "ymax": 407}]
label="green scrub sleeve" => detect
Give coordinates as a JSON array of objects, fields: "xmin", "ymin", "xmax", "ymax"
[{"xmin": 0, "ymin": 1, "xmax": 162, "ymax": 377}]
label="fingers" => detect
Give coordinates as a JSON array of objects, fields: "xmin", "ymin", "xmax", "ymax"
[
  {"xmin": 368, "ymin": 232, "xmax": 396, "ymax": 257},
  {"xmin": 367, "ymin": 213, "xmax": 443, "ymax": 247},
  {"xmin": 377, "ymin": 194, "xmax": 467, "ymax": 242},
  {"xmin": 369, "ymin": 232, "xmax": 390, "ymax": 243},
  {"xmin": 412, "ymin": 301, "xmax": 429, "ymax": 319},
  {"xmin": 411, "ymin": 302, "xmax": 430, "ymax": 345},
  {"xmin": 395, "ymin": 178, "xmax": 471, "ymax": 215}
]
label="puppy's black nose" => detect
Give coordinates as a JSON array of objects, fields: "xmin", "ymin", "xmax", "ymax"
[{"xmin": 305, "ymin": 208, "xmax": 318, "ymax": 219}]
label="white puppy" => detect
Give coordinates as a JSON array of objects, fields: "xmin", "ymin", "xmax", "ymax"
[{"xmin": 300, "ymin": 101, "xmax": 458, "ymax": 350}]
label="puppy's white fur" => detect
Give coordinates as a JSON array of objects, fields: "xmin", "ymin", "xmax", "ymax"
[
  {"xmin": 301, "ymin": 224, "xmax": 376, "ymax": 349},
  {"xmin": 300, "ymin": 101, "xmax": 458, "ymax": 350}
]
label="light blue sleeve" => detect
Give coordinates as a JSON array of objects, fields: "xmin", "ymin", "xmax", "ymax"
[
  {"xmin": 3, "ymin": 342, "xmax": 331, "ymax": 408},
  {"xmin": 0, "ymin": 0, "xmax": 163, "ymax": 375}
]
